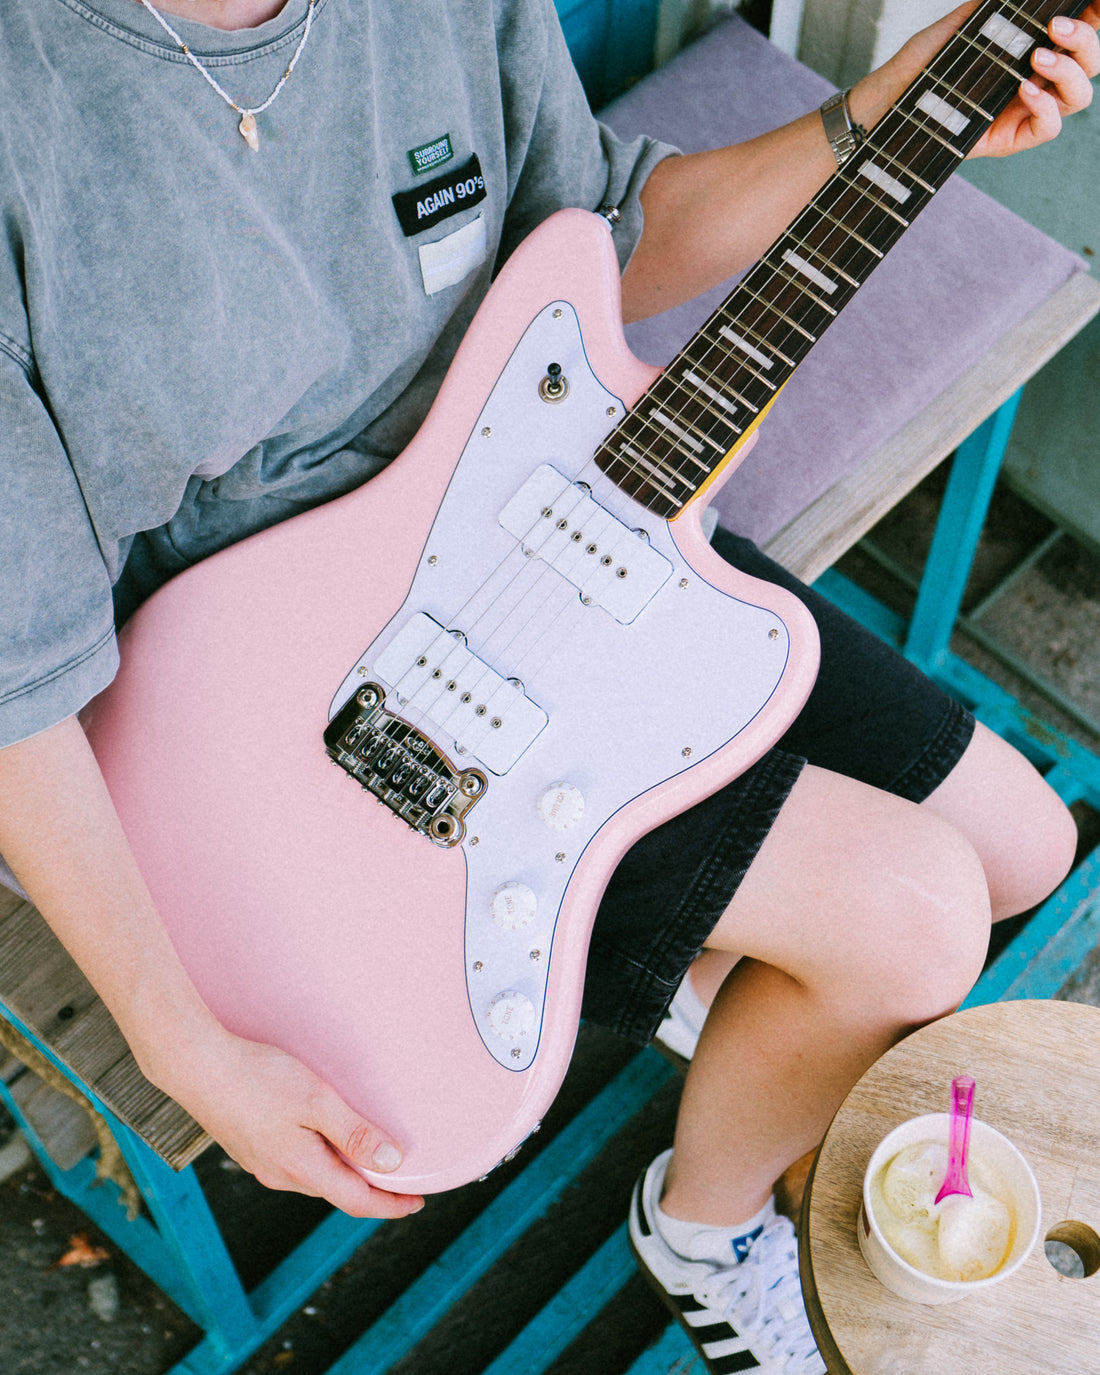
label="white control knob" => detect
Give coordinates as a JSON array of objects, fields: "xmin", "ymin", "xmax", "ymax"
[
  {"xmin": 487, "ymin": 990, "xmax": 536, "ymax": 1040},
  {"xmin": 537, "ymin": 781, "xmax": 585, "ymax": 831},
  {"xmin": 489, "ymin": 881, "xmax": 538, "ymax": 930}
]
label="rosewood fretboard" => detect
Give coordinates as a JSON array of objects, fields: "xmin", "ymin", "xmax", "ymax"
[{"xmin": 596, "ymin": 0, "xmax": 1090, "ymax": 517}]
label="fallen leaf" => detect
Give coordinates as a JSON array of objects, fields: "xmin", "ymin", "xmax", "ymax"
[{"xmin": 48, "ymin": 1232, "xmax": 111, "ymax": 1270}]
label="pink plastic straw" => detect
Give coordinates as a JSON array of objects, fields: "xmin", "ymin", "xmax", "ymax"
[{"xmin": 935, "ymin": 1075, "xmax": 976, "ymax": 1204}]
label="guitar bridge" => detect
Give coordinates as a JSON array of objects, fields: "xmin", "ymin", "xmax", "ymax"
[{"xmin": 324, "ymin": 684, "xmax": 487, "ymax": 847}]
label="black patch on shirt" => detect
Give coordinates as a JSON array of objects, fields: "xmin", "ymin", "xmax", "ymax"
[{"xmin": 392, "ymin": 154, "xmax": 486, "ymax": 237}]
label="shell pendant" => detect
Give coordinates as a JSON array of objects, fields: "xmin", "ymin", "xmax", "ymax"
[{"xmin": 238, "ymin": 112, "xmax": 259, "ymax": 151}]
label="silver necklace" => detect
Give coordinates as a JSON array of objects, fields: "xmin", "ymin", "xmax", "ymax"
[{"xmin": 138, "ymin": 0, "xmax": 317, "ymax": 150}]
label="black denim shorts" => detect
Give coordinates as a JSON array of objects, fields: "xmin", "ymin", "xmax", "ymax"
[{"xmin": 582, "ymin": 528, "xmax": 975, "ymax": 1044}]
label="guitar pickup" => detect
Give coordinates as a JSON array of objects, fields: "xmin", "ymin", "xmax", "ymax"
[
  {"xmin": 372, "ymin": 614, "xmax": 548, "ymax": 775},
  {"xmin": 499, "ymin": 464, "xmax": 672, "ymax": 623}
]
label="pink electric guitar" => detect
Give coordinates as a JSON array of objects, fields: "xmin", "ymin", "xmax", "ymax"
[{"xmin": 84, "ymin": 2, "xmax": 1077, "ymax": 1193}]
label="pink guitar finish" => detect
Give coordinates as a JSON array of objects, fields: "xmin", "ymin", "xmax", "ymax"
[{"xmin": 85, "ymin": 210, "xmax": 818, "ymax": 1192}]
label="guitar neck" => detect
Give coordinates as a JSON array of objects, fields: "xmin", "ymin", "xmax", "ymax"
[{"xmin": 595, "ymin": 0, "xmax": 1090, "ymax": 517}]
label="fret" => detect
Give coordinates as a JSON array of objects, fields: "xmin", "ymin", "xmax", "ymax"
[
  {"xmin": 591, "ymin": 0, "xmax": 1092, "ymax": 516},
  {"xmin": 894, "ymin": 103, "xmax": 969, "ymax": 156},
  {"xmin": 928, "ymin": 75, "xmax": 996, "ymax": 122},
  {"xmin": 711, "ymin": 325, "xmax": 775, "ymax": 372},
  {"xmin": 997, "ymin": 0, "xmax": 1057, "ymax": 38},
  {"xmin": 735, "ymin": 280, "xmax": 820, "ymax": 341},
  {"xmin": 979, "ymin": 10, "xmax": 1038, "ymax": 57},
  {"xmin": 716, "ymin": 316, "xmax": 799, "ymax": 369},
  {"xmin": 914, "ymin": 88, "xmax": 976, "ymax": 137},
  {"xmin": 782, "ymin": 232, "xmax": 862, "ymax": 290},
  {"xmin": 843, "ymin": 178, "xmax": 911, "ymax": 228},
  {"xmin": 958, "ymin": 30, "xmax": 1033, "ymax": 80},
  {"xmin": 648, "ymin": 408, "xmax": 723, "ymax": 458},
  {"xmin": 858, "ymin": 139, "xmax": 938, "ymax": 195},
  {"xmin": 616, "ymin": 445, "xmax": 684, "ymax": 503},
  {"xmin": 680, "ymin": 370, "xmax": 745, "ymax": 429},
  {"xmin": 813, "ymin": 207, "xmax": 885, "ymax": 260},
  {"xmin": 855, "ymin": 160, "xmax": 913, "ymax": 206}
]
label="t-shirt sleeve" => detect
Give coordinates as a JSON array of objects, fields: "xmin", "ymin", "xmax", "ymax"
[
  {"xmin": 0, "ymin": 345, "xmax": 118, "ymax": 748},
  {"xmin": 493, "ymin": 0, "xmax": 677, "ymax": 274}
]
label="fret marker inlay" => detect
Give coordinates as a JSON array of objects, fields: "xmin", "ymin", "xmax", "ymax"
[
  {"xmin": 683, "ymin": 370, "xmax": 741, "ymax": 415},
  {"xmin": 782, "ymin": 249, "xmax": 838, "ymax": 295},
  {"xmin": 915, "ymin": 89, "xmax": 971, "ymax": 135},
  {"xmin": 980, "ymin": 13, "xmax": 1033, "ymax": 58},
  {"xmin": 857, "ymin": 161, "xmax": 912, "ymax": 204},
  {"xmin": 715, "ymin": 327, "xmax": 775, "ymax": 370}
]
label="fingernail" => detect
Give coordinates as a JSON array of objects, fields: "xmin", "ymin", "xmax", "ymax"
[
  {"xmin": 371, "ymin": 1141, "xmax": 402, "ymax": 1171},
  {"xmin": 1034, "ymin": 48, "xmax": 1056, "ymax": 67},
  {"xmin": 1052, "ymin": 17, "xmax": 1074, "ymax": 37},
  {"xmin": 1022, "ymin": 79, "xmax": 1041, "ymax": 96}
]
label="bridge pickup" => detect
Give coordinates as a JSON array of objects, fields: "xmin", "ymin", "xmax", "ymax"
[
  {"xmin": 324, "ymin": 684, "xmax": 486, "ymax": 847},
  {"xmin": 499, "ymin": 464, "xmax": 672, "ymax": 623},
  {"xmin": 373, "ymin": 614, "xmax": 548, "ymax": 775}
]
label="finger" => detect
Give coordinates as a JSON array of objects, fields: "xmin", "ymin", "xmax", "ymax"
[
  {"xmin": 257, "ymin": 1129, "xmax": 425, "ymax": 1218},
  {"xmin": 1032, "ymin": 46, "xmax": 1096, "ymax": 114},
  {"xmin": 1017, "ymin": 77, "xmax": 1064, "ymax": 148},
  {"xmin": 1050, "ymin": 16, "xmax": 1100, "ymax": 81}
]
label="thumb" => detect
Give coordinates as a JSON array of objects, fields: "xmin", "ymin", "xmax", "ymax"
[{"xmin": 313, "ymin": 1093, "xmax": 406, "ymax": 1176}]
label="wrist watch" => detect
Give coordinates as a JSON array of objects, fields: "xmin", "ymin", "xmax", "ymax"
[{"xmin": 820, "ymin": 90, "xmax": 866, "ymax": 167}]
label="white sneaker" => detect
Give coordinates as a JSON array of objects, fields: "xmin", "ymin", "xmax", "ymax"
[
  {"xmin": 629, "ymin": 1151, "xmax": 825, "ymax": 1375},
  {"xmin": 652, "ymin": 975, "xmax": 706, "ymax": 1070}
]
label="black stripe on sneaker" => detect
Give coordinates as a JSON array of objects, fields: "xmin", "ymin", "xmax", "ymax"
[{"xmin": 709, "ymin": 1354, "xmax": 761, "ymax": 1373}]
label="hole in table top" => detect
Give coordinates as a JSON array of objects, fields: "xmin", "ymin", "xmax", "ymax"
[{"xmin": 1044, "ymin": 1221, "xmax": 1100, "ymax": 1278}]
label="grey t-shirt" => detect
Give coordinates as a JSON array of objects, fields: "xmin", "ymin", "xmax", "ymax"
[{"xmin": 0, "ymin": 0, "xmax": 671, "ymax": 748}]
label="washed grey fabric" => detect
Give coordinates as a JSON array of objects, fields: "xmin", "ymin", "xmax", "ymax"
[{"xmin": 0, "ymin": 0, "xmax": 669, "ymax": 749}]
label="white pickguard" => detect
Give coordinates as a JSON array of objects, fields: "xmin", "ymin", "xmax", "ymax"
[{"xmin": 331, "ymin": 303, "xmax": 792, "ymax": 1070}]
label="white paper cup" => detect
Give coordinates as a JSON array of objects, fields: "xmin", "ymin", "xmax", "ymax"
[{"xmin": 857, "ymin": 1112, "xmax": 1041, "ymax": 1305}]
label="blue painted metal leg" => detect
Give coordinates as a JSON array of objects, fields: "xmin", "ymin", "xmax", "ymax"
[{"xmin": 904, "ymin": 390, "xmax": 1023, "ymax": 671}]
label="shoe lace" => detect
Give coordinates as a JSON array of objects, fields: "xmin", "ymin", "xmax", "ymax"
[{"xmin": 698, "ymin": 1218, "xmax": 825, "ymax": 1375}]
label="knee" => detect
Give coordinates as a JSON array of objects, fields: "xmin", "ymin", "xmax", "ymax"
[{"xmin": 858, "ymin": 816, "xmax": 992, "ymax": 1027}]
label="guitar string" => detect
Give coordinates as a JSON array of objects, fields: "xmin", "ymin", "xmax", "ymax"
[
  {"xmin": 368, "ymin": 1, "xmax": 1035, "ymax": 754},
  {"xmin": 363, "ymin": 1, "xmax": 1050, "ymax": 759},
  {"xmin": 605, "ymin": 0, "xmax": 1048, "ymax": 513}
]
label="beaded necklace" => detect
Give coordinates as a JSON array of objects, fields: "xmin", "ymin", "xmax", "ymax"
[{"xmin": 137, "ymin": 0, "xmax": 317, "ymax": 150}]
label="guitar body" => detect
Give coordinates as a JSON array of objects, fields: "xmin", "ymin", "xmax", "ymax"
[{"xmin": 85, "ymin": 210, "xmax": 819, "ymax": 1193}]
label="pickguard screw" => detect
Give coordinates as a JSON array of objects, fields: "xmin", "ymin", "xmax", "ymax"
[
  {"xmin": 511, "ymin": 1048, "xmax": 522, "ymax": 1059},
  {"xmin": 556, "ymin": 852, "xmax": 566, "ymax": 863},
  {"xmin": 607, "ymin": 406, "xmax": 617, "ymax": 416},
  {"xmin": 428, "ymin": 555, "xmax": 438, "ymax": 566},
  {"xmin": 553, "ymin": 309, "xmax": 563, "ymax": 318},
  {"xmin": 530, "ymin": 949, "xmax": 541, "ymax": 962},
  {"xmin": 679, "ymin": 578, "xmax": 689, "ymax": 589},
  {"xmin": 768, "ymin": 628, "xmax": 779, "ymax": 640},
  {"xmin": 358, "ymin": 666, "xmax": 369, "ymax": 677},
  {"xmin": 682, "ymin": 746, "xmax": 692, "ymax": 758},
  {"xmin": 473, "ymin": 961, "xmax": 483, "ymax": 972},
  {"xmin": 470, "ymin": 836, "xmax": 480, "ymax": 846},
  {"xmin": 482, "ymin": 427, "xmax": 492, "ymax": 437}
]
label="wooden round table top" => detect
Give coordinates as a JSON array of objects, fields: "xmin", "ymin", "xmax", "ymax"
[{"xmin": 799, "ymin": 999, "xmax": 1100, "ymax": 1374}]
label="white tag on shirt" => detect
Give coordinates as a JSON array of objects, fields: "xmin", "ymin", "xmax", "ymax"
[{"xmin": 418, "ymin": 214, "xmax": 487, "ymax": 296}]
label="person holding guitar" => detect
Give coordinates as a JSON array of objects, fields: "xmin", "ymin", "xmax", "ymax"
[{"xmin": 0, "ymin": 2, "xmax": 1096, "ymax": 1371}]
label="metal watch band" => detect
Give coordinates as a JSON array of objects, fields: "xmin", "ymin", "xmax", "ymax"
[{"xmin": 820, "ymin": 89, "xmax": 864, "ymax": 167}]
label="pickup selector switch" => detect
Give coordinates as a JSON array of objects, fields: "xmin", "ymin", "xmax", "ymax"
[
  {"xmin": 537, "ymin": 781, "xmax": 584, "ymax": 831},
  {"xmin": 488, "ymin": 991, "xmax": 536, "ymax": 1040},
  {"xmin": 489, "ymin": 881, "xmax": 538, "ymax": 930}
]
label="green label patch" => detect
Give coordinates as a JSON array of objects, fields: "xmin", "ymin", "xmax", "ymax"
[{"xmin": 408, "ymin": 134, "xmax": 454, "ymax": 175}]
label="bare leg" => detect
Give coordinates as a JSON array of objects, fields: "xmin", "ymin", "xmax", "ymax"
[
  {"xmin": 679, "ymin": 720, "xmax": 1075, "ymax": 1006},
  {"xmin": 660, "ymin": 763, "xmax": 992, "ymax": 1227}
]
